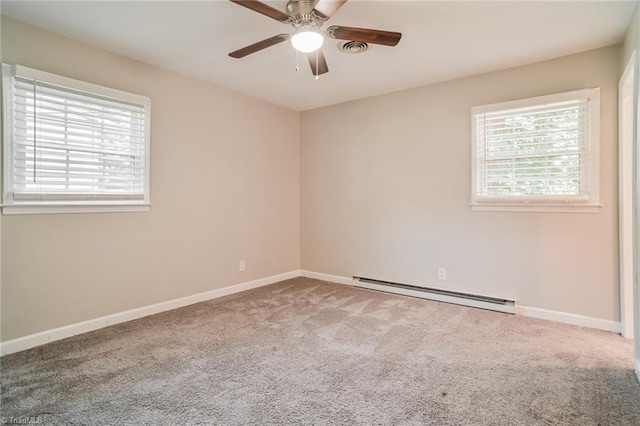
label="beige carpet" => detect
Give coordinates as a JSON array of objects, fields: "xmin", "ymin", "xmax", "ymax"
[{"xmin": 1, "ymin": 277, "xmax": 639, "ymax": 425}]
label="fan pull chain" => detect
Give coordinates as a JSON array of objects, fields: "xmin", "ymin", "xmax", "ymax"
[
  {"xmin": 315, "ymin": 50, "xmax": 319, "ymax": 80},
  {"xmin": 295, "ymin": 50, "xmax": 299, "ymax": 72}
]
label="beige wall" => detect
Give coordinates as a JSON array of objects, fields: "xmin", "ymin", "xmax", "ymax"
[
  {"xmin": 301, "ymin": 46, "xmax": 621, "ymax": 321},
  {"xmin": 0, "ymin": 17, "xmax": 301, "ymax": 341}
]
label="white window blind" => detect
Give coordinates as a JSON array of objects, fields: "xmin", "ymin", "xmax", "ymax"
[
  {"xmin": 471, "ymin": 88, "xmax": 600, "ymax": 213},
  {"xmin": 2, "ymin": 64, "xmax": 151, "ymax": 214}
]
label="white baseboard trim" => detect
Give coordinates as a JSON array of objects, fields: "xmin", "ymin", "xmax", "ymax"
[
  {"xmin": 1, "ymin": 269, "xmax": 623, "ymax": 355},
  {"xmin": 516, "ymin": 305, "xmax": 621, "ymax": 333},
  {"xmin": 300, "ymin": 270, "xmax": 354, "ymax": 286},
  {"xmin": 301, "ymin": 270, "xmax": 621, "ymax": 334},
  {"xmin": 0, "ymin": 270, "xmax": 301, "ymax": 356}
]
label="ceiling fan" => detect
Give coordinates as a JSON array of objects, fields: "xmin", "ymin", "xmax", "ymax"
[{"xmin": 228, "ymin": 0, "xmax": 402, "ymax": 78}]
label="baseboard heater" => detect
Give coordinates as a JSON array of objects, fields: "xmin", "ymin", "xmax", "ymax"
[{"xmin": 352, "ymin": 277, "xmax": 516, "ymax": 314}]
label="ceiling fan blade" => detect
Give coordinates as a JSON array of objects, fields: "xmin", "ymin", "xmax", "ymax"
[
  {"xmin": 229, "ymin": 0, "xmax": 290, "ymax": 22},
  {"xmin": 327, "ymin": 26, "xmax": 402, "ymax": 46},
  {"xmin": 229, "ymin": 34, "xmax": 289, "ymax": 58},
  {"xmin": 308, "ymin": 49, "xmax": 329, "ymax": 76},
  {"xmin": 313, "ymin": 0, "xmax": 347, "ymax": 19}
]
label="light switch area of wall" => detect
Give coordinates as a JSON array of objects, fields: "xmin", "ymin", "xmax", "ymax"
[
  {"xmin": 239, "ymin": 260, "xmax": 246, "ymax": 272},
  {"xmin": 438, "ymin": 267, "xmax": 446, "ymax": 280}
]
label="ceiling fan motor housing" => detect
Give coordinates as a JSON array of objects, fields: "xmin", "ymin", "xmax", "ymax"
[{"xmin": 287, "ymin": 0, "xmax": 327, "ymax": 27}]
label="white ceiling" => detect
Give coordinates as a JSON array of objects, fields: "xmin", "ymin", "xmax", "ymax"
[{"xmin": 1, "ymin": 1, "xmax": 637, "ymax": 111}]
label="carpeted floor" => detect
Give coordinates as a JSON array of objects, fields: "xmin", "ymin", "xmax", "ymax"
[{"xmin": 1, "ymin": 277, "xmax": 639, "ymax": 425}]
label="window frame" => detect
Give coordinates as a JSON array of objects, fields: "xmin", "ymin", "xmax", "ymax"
[
  {"xmin": 470, "ymin": 88, "xmax": 601, "ymax": 213},
  {"xmin": 2, "ymin": 64, "xmax": 151, "ymax": 215}
]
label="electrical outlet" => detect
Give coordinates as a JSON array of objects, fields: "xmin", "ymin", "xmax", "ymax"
[
  {"xmin": 438, "ymin": 267, "xmax": 446, "ymax": 280},
  {"xmin": 239, "ymin": 260, "xmax": 246, "ymax": 272}
]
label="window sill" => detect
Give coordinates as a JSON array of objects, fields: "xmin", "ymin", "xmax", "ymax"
[
  {"xmin": 2, "ymin": 203, "xmax": 151, "ymax": 215},
  {"xmin": 470, "ymin": 203, "xmax": 601, "ymax": 213}
]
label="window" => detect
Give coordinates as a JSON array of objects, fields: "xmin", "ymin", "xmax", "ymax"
[
  {"xmin": 2, "ymin": 64, "xmax": 151, "ymax": 214},
  {"xmin": 471, "ymin": 88, "xmax": 600, "ymax": 213}
]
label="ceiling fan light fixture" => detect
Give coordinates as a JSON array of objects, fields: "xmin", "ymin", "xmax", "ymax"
[{"xmin": 290, "ymin": 27, "xmax": 324, "ymax": 53}]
